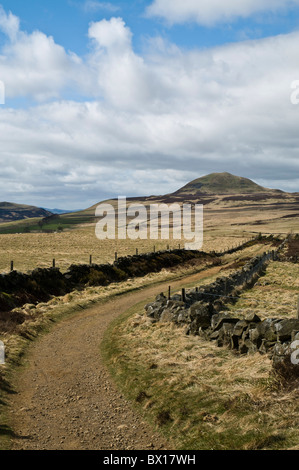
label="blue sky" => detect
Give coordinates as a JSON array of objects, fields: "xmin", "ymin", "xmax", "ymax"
[
  {"xmin": 2, "ymin": 0, "xmax": 299, "ymax": 56},
  {"xmin": 0, "ymin": 1, "xmax": 299, "ymax": 208}
]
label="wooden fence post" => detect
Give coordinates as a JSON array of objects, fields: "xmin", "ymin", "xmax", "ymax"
[
  {"xmin": 10, "ymin": 261, "xmax": 13, "ymax": 272},
  {"xmin": 136, "ymin": 248, "xmax": 138, "ymax": 256},
  {"xmin": 181, "ymin": 288, "xmax": 186, "ymax": 302},
  {"xmin": 168, "ymin": 286, "xmax": 171, "ymax": 300},
  {"xmin": 52, "ymin": 259, "xmax": 56, "ymax": 268},
  {"xmin": 89, "ymin": 255, "xmax": 92, "ymax": 266}
]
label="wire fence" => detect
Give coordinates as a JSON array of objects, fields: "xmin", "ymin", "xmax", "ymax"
[
  {"xmin": 166, "ymin": 236, "xmax": 299, "ymax": 313},
  {"xmin": 3, "ymin": 236, "xmax": 263, "ymax": 274}
]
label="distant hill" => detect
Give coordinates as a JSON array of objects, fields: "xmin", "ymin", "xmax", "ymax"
[
  {"xmin": 42, "ymin": 208, "xmax": 74, "ymax": 215},
  {"xmin": 0, "ymin": 202, "xmax": 52, "ymax": 223},
  {"xmin": 0, "ymin": 172, "xmax": 298, "ymax": 234},
  {"xmin": 174, "ymin": 172, "xmax": 281, "ymax": 196},
  {"xmin": 61, "ymin": 172, "xmax": 297, "ymax": 219}
]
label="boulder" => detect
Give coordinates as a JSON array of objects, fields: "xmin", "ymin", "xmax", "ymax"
[
  {"xmin": 145, "ymin": 303, "xmax": 165, "ymax": 320},
  {"xmin": 275, "ymin": 319, "xmax": 299, "ymax": 343},
  {"xmin": 292, "ymin": 331, "xmax": 299, "ymax": 342},
  {"xmin": 188, "ymin": 302, "xmax": 212, "ymax": 330},
  {"xmin": 233, "ymin": 320, "xmax": 249, "ymax": 337},
  {"xmin": 171, "ymin": 294, "xmax": 182, "ymax": 302},
  {"xmin": 155, "ymin": 293, "xmax": 167, "ymax": 304},
  {"xmin": 245, "ymin": 312, "xmax": 262, "ymax": 323},
  {"xmin": 216, "ymin": 322, "xmax": 235, "ymax": 348},
  {"xmin": 272, "ymin": 341, "xmax": 299, "ymax": 387},
  {"xmin": 177, "ymin": 310, "xmax": 190, "ymax": 324},
  {"xmin": 259, "ymin": 339, "xmax": 277, "ymax": 354},
  {"xmin": 211, "ymin": 312, "xmax": 239, "ymax": 331},
  {"xmin": 210, "ymin": 330, "xmax": 220, "ymax": 341},
  {"xmin": 238, "ymin": 339, "xmax": 256, "ymax": 355},
  {"xmin": 249, "ymin": 320, "xmax": 278, "ymax": 348},
  {"xmin": 160, "ymin": 309, "xmax": 177, "ymax": 323}
]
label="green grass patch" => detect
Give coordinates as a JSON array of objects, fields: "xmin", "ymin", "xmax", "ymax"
[{"xmin": 0, "ymin": 213, "xmax": 95, "ymax": 234}]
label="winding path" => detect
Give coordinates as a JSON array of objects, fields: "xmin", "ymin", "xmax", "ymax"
[{"xmin": 8, "ymin": 266, "xmax": 221, "ymax": 450}]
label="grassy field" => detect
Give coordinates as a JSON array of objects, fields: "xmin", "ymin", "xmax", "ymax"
[
  {"xmin": 226, "ymin": 261, "xmax": 299, "ymax": 320},
  {"xmin": 0, "ymin": 227, "xmax": 175, "ymax": 273},
  {"xmin": 1, "ymin": 178, "xmax": 298, "ymax": 274},
  {"xmin": 0, "ymin": 222, "xmax": 256, "ymax": 273}
]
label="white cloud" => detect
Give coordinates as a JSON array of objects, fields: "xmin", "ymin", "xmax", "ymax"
[
  {"xmin": 0, "ymin": 12, "xmax": 299, "ymax": 207},
  {"xmin": 88, "ymin": 17, "xmax": 132, "ymax": 52},
  {"xmin": 146, "ymin": 0, "xmax": 299, "ymax": 26},
  {"xmin": 0, "ymin": 7, "xmax": 84, "ymax": 101},
  {"xmin": 87, "ymin": 17, "xmax": 164, "ymax": 110},
  {"xmin": 0, "ymin": 5, "xmax": 19, "ymax": 41}
]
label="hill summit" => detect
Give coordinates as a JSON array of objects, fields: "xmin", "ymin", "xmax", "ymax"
[
  {"xmin": 0, "ymin": 202, "xmax": 52, "ymax": 223},
  {"xmin": 175, "ymin": 172, "xmax": 276, "ymax": 196}
]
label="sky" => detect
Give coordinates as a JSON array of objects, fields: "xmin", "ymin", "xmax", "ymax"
[{"xmin": 0, "ymin": 1, "xmax": 299, "ymax": 209}]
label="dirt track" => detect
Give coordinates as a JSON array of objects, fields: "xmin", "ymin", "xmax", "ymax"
[{"xmin": 8, "ymin": 266, "xmax": 221, "ymax": 450}]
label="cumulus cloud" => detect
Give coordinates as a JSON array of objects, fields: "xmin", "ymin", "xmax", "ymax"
[
  {"xmin": 0, "ymin": 11, "xmax": 299, "ymax": 207},
  {"xmin": 88, "ymin": 17, "xmax": 132, "ymax": 52},
  {"xmin": 146, "ymin": 0, "xmax": 299, "ymax": 25},
  {"xmin": 87, "ymin": 17, "xmax": 165, "ymax": 110},
  {"xmin": 0, "ymin": 6, "xmax": 84, "ymax": 101},
  {"xmin": 0, "ymin": 5, "xmax": 19, "ymax": 41}
]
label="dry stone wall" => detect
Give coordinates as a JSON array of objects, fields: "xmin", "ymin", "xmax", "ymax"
[
  {"xmin": 0, "ymin": 249, "xmax": 216, "ymax": 313},
  {"xmin": 145, "ymin": 241, "xmax": 299, "ymax": 382}
]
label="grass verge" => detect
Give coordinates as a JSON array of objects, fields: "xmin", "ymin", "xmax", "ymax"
[{"xmin": 101, "ymin": 300, "xmax": 299, "ymax": 450}]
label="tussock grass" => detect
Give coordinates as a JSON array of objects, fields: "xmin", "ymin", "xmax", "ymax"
[
  {"xmin": 102, "ymin": 307, "xmax": 299, "ymax": 450},
  {"xmin": 227, "ymin": 262, "xmax": 299, "ymax": 319},
  {"xmin": 0, "ymin": 220, "xmax": 270, "ymax": 274},
  {"xmin": 0, "ymin": 227, "xmax": 181, "ymax": 274}
]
